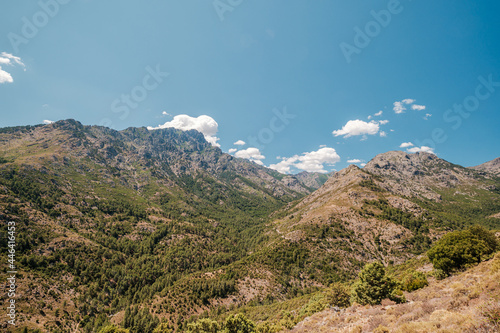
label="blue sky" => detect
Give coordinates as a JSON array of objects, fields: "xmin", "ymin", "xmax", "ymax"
[{"xmin": 1, "ymin": 0, "xmax": 499, "ymax": 173}]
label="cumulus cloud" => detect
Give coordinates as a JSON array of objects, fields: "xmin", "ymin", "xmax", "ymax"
[
  {"xmin": 347, "ymin": 159, "xmax": 362, "ymax": 163},
  {"xmin": 402, "ymin": 99, "xmax": 415, "ymax": 104},
  {"xmin": 393, "ymin": 101, "xmax": 406, "ymax": 114},
  {"xmin": 360, "ymin": 163, "xmax": 367, "ymax": 167},
  {"xmin": 379, "ymin": 131, "xmax": 387, "ymax": 137},
  {"xmin": 234, "ymin": 147, "xmax": 265, "ymax": 165},
  {"xmin": 0, "ymin": 52, "xmax": 25, "ymax": 84},
  {"xmin": 228, "ymin": 148, "xmax": 237, "ymax": 154},
  {"xmin": 374, "ymin": 110, "xmax": 383, "ymax": 117},
  {"xmin": 378, "ymin": 120, "xmax": 389, "ymax": 125},
  {"xmin": 424, "ymin": 113, "xmax": 432, "ymax": 120},
  {"xmin": 412, "ymin": 104, "xmax": 426, "ymax": 111},
  {"xmin": 407, "ymin": 146, "xmax": 435, "ymax": 154},
  {"xmin": 332, "ymin": 119, "xmax": 380, "ymax": 138},
  {"xmin": 148, "ymin": 114, "xmax": 220, "ymax": 147},
  {"xmin": 162, "ymin": 111, "xmax": 172, "ymax": 116},
  {"xmin": 233, "ymin": 140, "xmax": 246, "ymax": 146},
  {"xmin": 399, "ymin": 142, "xmax": 414, "ymax": 148},
  {"xmin": 43, "ymin": 120, "xmax": 55, "ymax": 125},
  {"xmin": 0, "ymin": 68, "xmax": 13, "ymax": 83},
  {"xmin": 270, "ymin": 147, "xmax": 340, "ymax": 174}
]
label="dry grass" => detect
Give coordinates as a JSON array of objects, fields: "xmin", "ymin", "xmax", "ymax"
[{"xmin": 291, "ymin": 254, "xmax": 500, "ymax": 332}]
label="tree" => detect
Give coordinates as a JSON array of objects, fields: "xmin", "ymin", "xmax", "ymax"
[
  {"xmin": 427, "ymin": 226, "xmax": 498, "ymax": 276},
  {"xmin": 400, "ymin": 269, "xmax": 428, "ymax": 292},
  {"xmin": 327, "ymin": 282, "xmax": 351, "ymax": 308},
  {"xmin": 98, "ymin": 325, "xmax": 130, "ymax": 333},
  {"xmin": 350, "ymin": 262, "xmax": 402, "ymax": 305},
  {"xmin": 153, "ymin": 323, "xmax": 172, "ymax": 333},
  {"xmin": 224, "ymin": 314, "xmax": 256, "ymax": 333},
  {"xmin": 186, "ymin": 318, "xmax": 220, "ymax": 333}
]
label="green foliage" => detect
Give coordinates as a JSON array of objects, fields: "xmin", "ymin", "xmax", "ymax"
[
  {"xmin": 255, "ymin": 322, "xmax": 279, "ymax": 333},
  {"xmin": 186, "ymin": 318, "xmax": 220, "ymax": 333},
  {"xmin": 298, "ymin": 294, "xmax": 328, "ymax": 318},
  {"xmin": 153, "ymin": 323, "xmax": 172, "ymax": 333},
  {"xmin": 427, "ymin": 226, "xmax": 499, "ymax": 275},
  {"xmin": 224, "ymin": 314, "xmax": 256, "ymax": 333},
  {"xmin": 326, "ymin": 282, "xmax": 351, "ymax": 308},
  {"xmin": 98, "ymin": 325, "xmax": 130, "ymax": 333},
  {"xmin": 350, "ymin": 262, "xmax": 402, "ymax": 306},
  {"xmin": 400, "ymin": 269, "xmax": 428, "ymax": 292},
  {"xmin": 123, "ymin": 306, "xmax": 160, "ymax": 333}
]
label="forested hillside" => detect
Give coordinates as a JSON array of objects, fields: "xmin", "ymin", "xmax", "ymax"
[{"xmin": 0, "ymin": 120, "xmax": 499, "ymax": 332}]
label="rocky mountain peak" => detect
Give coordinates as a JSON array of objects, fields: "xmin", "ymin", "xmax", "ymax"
[{"xmin": 472, "ymin": 157, "xmax": 500, "ymax": 176}]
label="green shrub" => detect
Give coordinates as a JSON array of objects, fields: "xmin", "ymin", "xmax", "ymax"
[
  {"xmin": 224, "ymin": 314, "xmax": 255, "ymax": 333},
  {"xmin": 400, "ymin": 269, "xmax": 429, "ymax": 292},
  {"xmin": 350, "ymin": 262, "xmax": 401, "ymax": 305},
  {"xmin": 326, "ymin": 282, "xmax": 351, "ymax": 308},
  {"xmin": 427, "ymin": 226, "xmax": 498, "ymax": 275},
  {"xmin": 98, "ymin": 325, "xmax": 130, "ymax": 333},
  {"xmin": 186, "ymin": 318, "xmax": 220, "ymax": 333}
]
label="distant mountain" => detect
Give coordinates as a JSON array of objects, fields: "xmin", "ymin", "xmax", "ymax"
[
  {"xmin": 294, "ymin": 171, "xmax": 332, "ymax": 190},
  {"xmin": 471, "ymin": 157, "xmax": 500, "ymax": 176}
]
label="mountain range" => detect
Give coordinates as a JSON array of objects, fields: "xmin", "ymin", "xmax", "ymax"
[{"xmin": 0, "ymin": 120, "xmax": 499, "ymax": 332}]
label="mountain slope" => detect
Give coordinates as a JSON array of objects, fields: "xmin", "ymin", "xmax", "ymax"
[
  {"xmin": 0, "ymin": 120, "xmax": 311, "ymax": 332},
  {"xmin": 472, "ymin": 157, "xmax": 500, "ymax": 177},
  {"xmin": 1, "ymin": 122, "xmax": 499, "ymax": 332}
]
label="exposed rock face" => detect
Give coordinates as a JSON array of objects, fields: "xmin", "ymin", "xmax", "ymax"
[
  {"xmin": 294, "ymin": 171, "xmax": 332, "ymax": 190},
  {"xmin": 471, "ymin": 157, "xmax": 500, "ymax": 176},
  {"xmin": 363, "ymin": 151, "xmax": 483, "ymax": 201},
  {"xmin": 0, "ymin": 119, "xmax": 310, "ymax": 199}
]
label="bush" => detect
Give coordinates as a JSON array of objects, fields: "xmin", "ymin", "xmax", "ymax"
[
  {"xmin": 400, "ymin": 269, "xmax": 428, "ymax": 292},
  {"xmin": 427, "ymin": 226, "xmax": 498, "ymax": 275},
  {"xmin": 351, "ymin": 262, "xmax": 402, "ymax": 305},
  {"xmin": 186, "ymin": 318, "xmax": 220, "ymax": 333},
  {"xmin": 98, "ymin": 325, "xmax": 130, "ymax": 333},
  {"xmin": 326, "ymin": 282, "xmax": 351, "ymax": 308},
  {"xmin": 224, "ymin": 314, "xmax": 256, "ymax": 333}
]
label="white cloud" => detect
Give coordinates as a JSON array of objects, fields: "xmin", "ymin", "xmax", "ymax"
[
  {"xmin": 379, "ymin": 131, "xmax": 387, "ymax": 137},
  {"xmin": 43, "ymin": 120, "xmax": 54, "ymax": 125},
  {"xmin": 347, "ymin": 159, "xmax": 362, "ymax": 163},
  {"xmin": 360, "ymin": 163, "xmax": 367, "ymax": 167},
  {"xmin": 374, "ymin": 110, "xmax": 383, "ymax": 117},
  {"xmin": 234, "ymin": 140, "xmax": 246, "ymax": 146},
  {"xmin": 407, "ymin": 146, "xmax": 435, "ymax": 154},
  {"xmin": 402, "ymin": 99, "xmax": 415, "ymax": 104},
  {"xmin": 148, "ymin": 114, "xmax": 220, "ymax": 147},
  {"xmin": 378, "ymin": 120, "xmax": 389, "ymax": 125},
  {"xmin": 0, "ymin": 52, "xmax": 25, "ymax": 84},
  {"xmin": 0, "ymin": 68, "xmax": 13, "ymax": 83},
  {"xmin": 412, "ymin": 104, "xmax": 426, "ymax": 111},
  {"xmin": 399, "ymin": 142, "xmax": 414, "ymax": 148},
  {"xmin": 228, "ymin": 148, "xmax": 237, "ymax": 154},
  {"xmin": 0, "ymin": 52, "xmax": 25, "ymax": 67},
  {"xmin": 234, "ymin": 147, "xmax": 265, "ymax": 165},
  {"xmin": 332, "ymin": 119, "xmax": 380, "ymax": 138},
  {"xmin": 270, "ymin": 147, "xmax": 340, "ymax": 174},
  {"xmin": 162, "ymin": 111, "xmax": 172, "ymax": 116},
  {"xmin": 367, "ymin": 115, "xmax": 372, "ymax": 120},
  {"xmin": 393, "ymin": 101, "xmax": 406, "ymax": 114},
  {"xmin": 319, "ymin": 144, "xmax": 327, "ymax": 148},
  {"xmin": 424, "ymin": 113, "xmax": 432, "ymax": 120}
]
